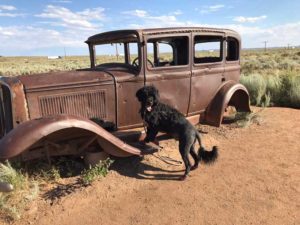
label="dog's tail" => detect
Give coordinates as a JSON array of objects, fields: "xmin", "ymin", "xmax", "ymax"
[
  {"xmin": 196, "ymin": 132, "xmax": 218, "ymax": 164},
  {"xmin": 198, "ymin": 146, "xmax": 218, "ymax": 164}
]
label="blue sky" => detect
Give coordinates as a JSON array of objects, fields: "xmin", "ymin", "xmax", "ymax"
[{"xmin": 0, "ymin": 0, "xmax": 299, "ymax": 56}]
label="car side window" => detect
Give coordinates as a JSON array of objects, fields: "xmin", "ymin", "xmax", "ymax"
[
  {"xmin": 194, "ymin": 35, "xmax": 223, "ymax": 64},
  {"xmin": 226, "ymin": 37, "xmax": 239, "ymax": 61},
  {"xmin": 146, "ymin": 36, "xmax": 188, "ymax": 68}
]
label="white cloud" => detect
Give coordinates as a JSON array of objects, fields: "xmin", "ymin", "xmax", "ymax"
[
  {"xmin": 121, "ymin": 10, "xmax": 186, "ymax": 28},
  {"xmin": 0, "ymin": 4, "xmax": 25, "ymax": 17},
  {"xmin": 1, "ymin": 4, "xmax": 299, "ymax": 56},
  {"xmin": 122, "ymin": 10, "xmax": 148, "ymax": 18},
  {"xmin": 0, "ymin": 27, "xmax": 14, "ymax": 36},
  {"xmin": 121, "ymin": 11, "xmax": 300, "ymax": 48},
  {"xmin": 172, "ymin": 10, "xmax": 183, "ymax": 16},
  {"xmin": 78, "ymin": 8, "xmax": 105, "ymax": 20},
  {"xmin": 210, "ymin": 5, "xmax": 225, "ymax": 10},
  {"xmin": 0, "ymin": 13, "xmax": 26, "ymax": 17},
  {"xmin": 190, "ymin": 22, "xmax": 300, "ymax": 48},
  {"xmin": 52, "ymin": 0, "xmax": 72, "ymax": 3},
  {"xmin": 0, "ymin": 5, "xmax": 108, "ymax": 55},
  {"xmin": 0, "ymin": 5, "xmax": 16, "ymax": 11},
  {"xmin": 233, "ymin": 15, "xmax": 267, "ymax": 23},
  {"xmin": 0, "ymin": 25, "xmax": 89, "ymax": 52},
  {"xmin": 36, "ymin": 5, "xmax": 106, "ymax": 30},
  {"xmin": 123, "ymin": 9, "xmax": 183, "ymax": 21},
  {"xmin": 200, "ymin": 4, "xmax": 225, "ymax": 14}
]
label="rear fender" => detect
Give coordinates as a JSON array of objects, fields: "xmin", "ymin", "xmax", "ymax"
[
  {"xmin": 0, "ymin": 115, "xmax": 141, "ymax": 160},
  {"xmin": 203, "ymin": 81, "xmax": 251, "ymax": 127}
]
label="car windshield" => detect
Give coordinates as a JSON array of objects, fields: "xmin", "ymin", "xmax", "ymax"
[{"xmin": 94, "ymin": 42, "xmax": 139, "ymax": 68}]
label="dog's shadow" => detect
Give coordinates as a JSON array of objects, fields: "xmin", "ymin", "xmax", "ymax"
[{"xmin": 110, "ymin": 155, "xmax": 184, "ymax": 181}]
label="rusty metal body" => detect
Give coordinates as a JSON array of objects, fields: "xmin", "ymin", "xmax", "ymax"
[{"xmin": 0, "ymin": 27, "xmax": 250, "ymax": 161}]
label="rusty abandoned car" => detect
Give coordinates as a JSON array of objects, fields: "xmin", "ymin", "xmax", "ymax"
[{"xmin": 0, "ymin": 27, "xmax": 250, "ymax": 162}]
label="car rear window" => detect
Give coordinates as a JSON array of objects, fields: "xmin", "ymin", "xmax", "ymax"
[
  {"xmin": 194, "ymin": 35, "xmax": 223, "ymax": 64},
  {"xmin": 226, "ymin": 37, "xmax": 239, "ymax": 61}
]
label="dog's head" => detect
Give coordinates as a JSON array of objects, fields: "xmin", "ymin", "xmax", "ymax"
[{"xmin": 136, "ymin": 86, "xmax": 159, "ymax": 112}]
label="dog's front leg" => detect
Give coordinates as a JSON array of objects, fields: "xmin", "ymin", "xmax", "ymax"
[{"xmin": 144, "ymin": 126, "xmax": 158, "ymax": 143}]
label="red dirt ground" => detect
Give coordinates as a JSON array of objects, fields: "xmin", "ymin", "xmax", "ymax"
[{"xmin": 8, "ymin": 107, "xmax": 300, "ymax": 225}]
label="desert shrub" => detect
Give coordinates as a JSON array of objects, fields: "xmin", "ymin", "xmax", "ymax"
[
  {"xmin": 81, "ymin": 158, "xmax": 114, "ymax": 185},
  {"xmin": 240, "ymin": 73, "xmax": 267, "ymax": 106},
  {"xmin": 260, "ymin": 59, "xmax": 278, "ymax": 70},
  {"xmin": 234, "ymin": 110, "xmax": 263, "ymax": 128},
  {"xmin": 278, "ymin": 59, "xmax": 298, "ymax": 70},
  {"xmin": 291, "ymin": 53, "xmax": 300, "ymax": 60},
  {"xmin": 289, "ymin": 76, "xmax": 300, "ymax": 108},
  {"xmin": 242, "ymin": 60, "xmax": 260, "ymax": 74},
  {"xmin": 281, "ymin": 74, "xmax": 300, "ymax": 108},
  {"xmin": 265, "ymin": 75, "xmax": 282, "ymax": 105},
  {"xmin": 262, "ymin": 92, "xmax": 271, "ymax": 107},
  {"xmin": 0, "ymin": 162, "xmax": 38, "ymax": 221},
  {"xmin": 281, "ymin": 52, "xmax": 289, "ymax": 57},
  {"xmin": 240, "ymin": 72, "xmax": 300, "ymax": 108},
  {"xmin": 27, "ymin": 157, "xmax": 87, "ymax": 181}
]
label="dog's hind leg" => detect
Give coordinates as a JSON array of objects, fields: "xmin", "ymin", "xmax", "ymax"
[
  {"xmin": 179, "ymin": 138, "xmax": 194, "ymax": 180},
  {"xmin": 190, "ymin": 144, "xmax": 199, "ymax": 170}
]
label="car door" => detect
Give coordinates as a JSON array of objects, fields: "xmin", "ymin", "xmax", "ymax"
[
  {"xmin": 144, "ymin": 33, "xmax": 191, "ymax": 116},
  {"xmin": 188, "ymin": 32, "xmax": 225, "ymax": 115}
]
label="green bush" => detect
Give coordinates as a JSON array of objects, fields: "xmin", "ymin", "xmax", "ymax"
[
  {"xmin": 81, "ymin": 158, "xmax": 114, "ymax": 185},
  {"xmin": 240, "ymin": 73, "xmax": 300, "ymax": 108},
  {"xmin": 278, "ymin": 59, "xmax": 299, "ymax": 70},
  {"xmin": 265, "ymin": 75, "xmax": 282, "ymax": 105},
  {"xmin": 240, "ymin": 74, "xmax": 267, "ymax": 106},
  {"xmin": 0, "ymin": 162, "xmax": 38, "ymax": 221},
  {"xmin": 287, "ymin": 75, "xmax": 300, "ymax": 108}
]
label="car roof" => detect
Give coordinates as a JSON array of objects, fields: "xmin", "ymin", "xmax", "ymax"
[{"xmin": 85, "ymin": 27, "xmax": 240, "ymax": 44}]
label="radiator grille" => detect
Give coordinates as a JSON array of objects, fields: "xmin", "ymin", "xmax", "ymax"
[
  {"xmin": 39, "ymin": 90, "xmax": 107, "ymax": 119},
  {"xmin": 0, "ymin": 85, "xmax": 13, "ymax": 138}
]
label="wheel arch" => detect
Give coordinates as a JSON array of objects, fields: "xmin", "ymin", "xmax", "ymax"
[
  {"xmin": 0, "ymin": 115, "xmax": 141, "ymax": 160},
  {"xmin": 202, "ymin": 81, "xmax": 251, "ymax": 127}
]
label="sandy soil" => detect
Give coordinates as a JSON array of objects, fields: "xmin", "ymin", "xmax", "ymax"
[{"xmin": 10, "ymin": 107, "xmax": 300, "ymax": 225}]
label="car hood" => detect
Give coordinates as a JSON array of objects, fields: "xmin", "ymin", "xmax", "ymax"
[{"xmin": 17, "ymin": 70, "xmax": 115, "ymax": 91}]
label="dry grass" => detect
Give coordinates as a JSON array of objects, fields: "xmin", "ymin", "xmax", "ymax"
[
  {"xmin": 0, "ymin": 157, "xmax": 115, "ymax": 221},
  {"xmin": 0, "ymin": 161, "xmax": 39, "ymax": 221},
  {"xmin": 240, "ymin": 48, "xmax": 300, "ymax": 108},
  {"xmin": 0, "ymin": 56, "xmax": 90, "ymax": 76},
  {"xmin": 241, "ymin": 48, "xmax": 300, "ymax": 75},
  {"xmin": 0, "ymin": 55, "xmax": 126, "ymax": 76},
  {"xmin": 1, "ymin": 48, "xmax": 300, "ymax": 108},
  {"xmin": 81, "ymin": 158, "xmax": 114, "ymax": 185}
]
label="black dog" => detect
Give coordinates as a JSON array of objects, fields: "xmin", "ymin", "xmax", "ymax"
[{"xmin": 136, "ymin": 86, "xmax": 218, "ymax": 180}]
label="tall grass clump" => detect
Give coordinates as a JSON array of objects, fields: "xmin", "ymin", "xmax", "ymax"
[
  {"xmin": 0, "ymin": 161, "xmax": 39, "ymax": 221},
  {"xmin": 240, "ymin": 73, "xmax": 300, "ymax": 108},
  {"xmin": 281, "ymin": 74, "xmax": 300, "ymax": 108},
  {"xmin": 240, "ymin": 73, "xmax": 267, "ymax": 106},
  {"xmin": 265, "ymin": 75, "xmax": 282, "ymax": 104},
  {"xmin": 290, "ymin": 76, "xmax": 300, "ymax": 107}
]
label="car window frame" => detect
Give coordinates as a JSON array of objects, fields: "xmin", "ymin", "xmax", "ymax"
[
  {"xmin": 192, "ymin": 33, "xmax": 225, "ymax": 68},
  {"xmin": 225, "ymin": 36, "xmax": 240, "ymax": 63},
  {"xmin": 144, "ymin": 33, "xmax": 190, "ymax": 72}
]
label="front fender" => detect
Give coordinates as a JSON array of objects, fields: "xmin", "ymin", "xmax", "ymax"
[
  {"xmin": 0, "ymin": 115, "xmax": 141, "ymax": 160},
  {"xmin": 203, "ymin": 81, "xmax": 251, "ymax": 127}
]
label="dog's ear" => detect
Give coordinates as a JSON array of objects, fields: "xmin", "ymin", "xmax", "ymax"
[
  {"xmin": 136, "ymin": 88, "xmax": 144, "ymax": 102},
  {"xmin": 149, "ymin": 86, "xmax": 159, "ymax": 101}
]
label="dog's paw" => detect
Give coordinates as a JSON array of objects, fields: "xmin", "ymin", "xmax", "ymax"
[
  {"xmin": 179, "ymin": 175, "xmax": 187, "ymax": 181},
  {"xmin": 191, "ymin": 165, "xmax": 198, "ymax": 170}
]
